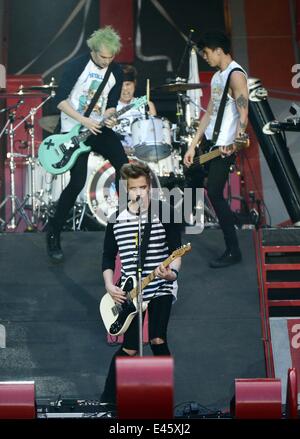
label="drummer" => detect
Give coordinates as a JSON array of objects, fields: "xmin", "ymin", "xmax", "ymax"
[{"xmin": 113, "ymin": 65, "xmax": 157, "ymax": 155}]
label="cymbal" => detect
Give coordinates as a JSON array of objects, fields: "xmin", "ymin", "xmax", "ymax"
[
  {"xmin": 20, "ymin": 84, "xmax": 58, "ymax": 92},
  {"xmin": 152, "ymin": 82, "xmax": 206, "ymax": 93},
  {"xmin": 38, "ymin": 115, "xmax": 60, "ymax": 133},
  {"xmin": 0, "ymin": 90, "xmax": 48, "ymax": 98}
]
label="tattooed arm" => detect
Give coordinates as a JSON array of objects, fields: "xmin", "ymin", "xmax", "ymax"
[{"xmin": 231, "ymin": 71, "xmax": 249, "ymax": 138}]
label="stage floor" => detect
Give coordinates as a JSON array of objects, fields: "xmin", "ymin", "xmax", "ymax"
[{"xmin": 0, "ymin": 228, "xmax": 266, "ymax": 412}]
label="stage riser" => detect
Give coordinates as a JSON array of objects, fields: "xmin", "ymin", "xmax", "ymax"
[{"xmin": 0, "ymin": 229, "xmax": 265, "ymax": 409}]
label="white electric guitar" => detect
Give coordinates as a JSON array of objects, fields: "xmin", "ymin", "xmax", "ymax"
[{"xmin": 100, "ymin": 243, "xmax": 191, "ymax": 336}]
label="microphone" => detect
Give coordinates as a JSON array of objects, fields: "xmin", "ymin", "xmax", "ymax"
[
  {"xmin": 0, "ymin": 99, "xmax": 24, "ymax": 114},
  {"xmin": 136, "ymin": 195, "xmax": 141, "ymax": 202}
]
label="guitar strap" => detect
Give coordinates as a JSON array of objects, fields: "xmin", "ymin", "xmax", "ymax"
[
  {"xmin": 84, "ymin": 61, "xmax": 114, "ymax": 118},
  {"xmin": 211, "ymin": 67, "xmax": 244, "ymax": 145},
  {"xmin": 54, "ymin": 61, "xmax": 114, "ymax": 133}
]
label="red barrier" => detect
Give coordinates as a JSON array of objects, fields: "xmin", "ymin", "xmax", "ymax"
[
  {"xmin": 235, "ymin": 378, "xmax": 282, "ymax": 419},
  {"xmin": 0, "ymin": 381, "xmax": 36, "ymax": 419},
  {"xmin": 296, "ymin": 0, "xmax": 300, "ymax": 49},
  {"xmin": 286, "ymin": 368, "xmax": 298, "ymax": 419},
  {"xmin": 116, "ymin": 356, "xmax": 173, "ymax": 419}
]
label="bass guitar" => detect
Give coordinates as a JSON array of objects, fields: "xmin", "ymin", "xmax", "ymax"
[
  {"xmin": 100, "ymin": 243, "xmax": 191, "ymax": 336},
  {"xmin": 192, "ymin": 134, "xmax": 250, "ymax": 167},
  {"xmin": 38, "ymin": 95, "xmax": 147, "ymax": 175}
]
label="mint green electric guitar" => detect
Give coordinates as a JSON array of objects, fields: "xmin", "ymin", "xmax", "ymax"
[{"xmin": 38, "ymin": 96, "xmax": 147, "ymax": 175}]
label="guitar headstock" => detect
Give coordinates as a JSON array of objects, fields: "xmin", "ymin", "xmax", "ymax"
[
  {"xmin": 133, "ymin": 95, "xmax": 148, "ymax": 109},
  {"xmin": 234, "ymin": 133, "xmax": 250, "ymax": 150},
  {"xmin": 171, "ymin": 243, "xmax": 192, "ymax": 259}
]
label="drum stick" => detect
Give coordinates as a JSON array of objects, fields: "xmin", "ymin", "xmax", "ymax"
[{"xmin": 146, "ymin": 79, "xmax": 150, "ymax": 110}]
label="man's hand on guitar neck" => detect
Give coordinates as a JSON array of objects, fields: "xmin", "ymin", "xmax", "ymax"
[
  {"xmin": 103, "ymin": 108, "xmax": 118, "ymax": 128},
  {"xmin": 219, "ymin": 144, "xmax": 236, "ymax": 157},
  {"xmin": 220, "ymin": 132, "xmax": 249, "ymax": 157},
  {"xmin": 80, "ymin": 108, "xmax": 118, "ymax": 134}
]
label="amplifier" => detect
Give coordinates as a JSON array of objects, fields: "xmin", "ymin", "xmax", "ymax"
[{"xmin": 36, "ymin": 398, "xmax": 116, "ymax": 418}]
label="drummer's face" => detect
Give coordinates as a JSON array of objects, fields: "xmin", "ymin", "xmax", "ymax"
[
  {"xmin": 127, "ymin": 176, "xmax": 150, "ymax": 205},
  {"xmin": 120, "ymin": 81, "xmax": 135, "ymax": 103}
]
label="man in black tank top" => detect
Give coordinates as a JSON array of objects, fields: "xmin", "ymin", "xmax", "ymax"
[{"xmin": 184, "ymin": 31, "xmax": 248, "ymax": 268}]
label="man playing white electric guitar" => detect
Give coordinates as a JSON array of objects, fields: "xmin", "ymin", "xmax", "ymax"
[{"xmin": 100, "ymin": 161, "xmax": 182, "ymax": 406}]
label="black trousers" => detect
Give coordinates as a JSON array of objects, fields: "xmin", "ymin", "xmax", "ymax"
[
  {"xmin": 52, "ymin": 127, "xmax": 128, "ymax": 232},
  {"xmin": 123, "ymin": 294, "xmax": 173, "ymax": 351},
  {"xmin": 186, "ymin": 153, "xmax": 239, "ymax": 252},
  {"xmin": 101, "ymin": 294, "xmax": 173, "ymax": 403}
]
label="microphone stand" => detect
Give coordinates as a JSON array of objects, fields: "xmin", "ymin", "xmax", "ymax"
[
  {"xmin": 136, "ymin": 196, "xmax": 144, "ymax": 357},
  {"xmin": 175, "ymin": 29, "xmax": 194, "ymax": 79}
]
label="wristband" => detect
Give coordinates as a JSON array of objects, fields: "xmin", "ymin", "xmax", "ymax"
[{"xmin": 170, "ymin": 268, "xmax": 179, "ymax": 280}]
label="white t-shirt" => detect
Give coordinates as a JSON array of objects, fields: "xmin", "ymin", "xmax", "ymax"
[
  {"xmin": 61, "ymin": 60, "xmax": 116, "ymax": 132},
  {"xmin": 205, "ymin": 61, "xmax": 247, "ymax": 146},
  {"xmin": 113, "ymin": 98, "xmax": 146, "ymax": 148}
]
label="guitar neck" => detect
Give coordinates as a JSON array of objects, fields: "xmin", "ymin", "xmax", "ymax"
[
  {"xmin": 195, "ymin": 139, "xmax": 248, "ymax": 166},
  {"xmin": 198, "ymin": 147, "xmax": 222, "ymax": 165},
  {"xmin": 129, "ymin": 254, "xmax": 176, "ymax": 301},
  {"xmin": 76, "ymin": 102, "xmax": 136, "ymax": 143}
]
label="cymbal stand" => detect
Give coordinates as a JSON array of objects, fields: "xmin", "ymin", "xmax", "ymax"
[
  {"xmin": 0, "ymin": 111, "xmax": 33, "ymax": 231},
  {"xmin": 14, "ymin": 90, "xmax": 55, "ymax": 226}
]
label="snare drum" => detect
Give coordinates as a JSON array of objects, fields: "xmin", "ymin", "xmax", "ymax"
[
  {"xmin": 131, "ymin": 116, "xmax": 172, "ymax": 162},
  {"xmin": 87, "ymin": 158, "xmax": 162, "ymax": 226}
]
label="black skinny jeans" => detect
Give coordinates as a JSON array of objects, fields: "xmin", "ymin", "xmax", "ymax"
[
  {"xmin": 187, "ymin": 154, "xmax": 239, "ymax": 253},
  {"xmin": 101, "ymin": 294, "xmax": 173, "ymax": 403},
  {"xmin": 52, "ymin": 127, "xmax": 128, "ymax": 232}
]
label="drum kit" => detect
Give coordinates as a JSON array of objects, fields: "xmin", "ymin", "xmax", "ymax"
[
  {"xmin": 0, "ymin": 77, "xmax": 214, "ymax": 231},
  {"xmin": 0, "ymin": 80, "xmax": 58, "ymax": 231}
]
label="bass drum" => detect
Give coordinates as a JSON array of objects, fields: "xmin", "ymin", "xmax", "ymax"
[
  {"xmin": 131, "ymin": 116, "xmax": 172, "ymax": 162},
  {"xmin": 87, "ymin": 159, "xmax": 162, "ymax": 226},
  {"xmin": 24, "ymin": 160, "xmax": 69, "ymax": 205},
  {"xmin": 26, "ymin": 152, "xmax": 104, "ymax": 206}
]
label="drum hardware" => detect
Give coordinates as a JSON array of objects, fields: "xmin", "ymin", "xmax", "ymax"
[
  {"xmin": 0, "ymin": 108, "xmax": 33, "ymax": 231},
  {"xmin": 0, "ymin": 85, "xmax": 56, "ymax": 231},
  {"xmin": 38, "ymin": 115, "xmax": 60, "ymax": 133},
  {"xmin": 18, "ymin": 78, "xmax": 58, "ymax": 93},
  {"xmin": 16, "ymin": 89, "xmax": 56, "ymax": 227},
  {"xmin": 151, "ymin": 81, "xmax": 206, "ymax": 93}
]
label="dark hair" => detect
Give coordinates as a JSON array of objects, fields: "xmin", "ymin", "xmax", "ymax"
[
  {"xmin": 120, "ymin": 161, "xmax": 151, "ymax": 185},
  {"xmin": 122, "ymin": 64, "xmax": 137, "ymax": 82},
  {"xmin": 197, "ymin": 31, "xmax": 231, "ymax": 55}
]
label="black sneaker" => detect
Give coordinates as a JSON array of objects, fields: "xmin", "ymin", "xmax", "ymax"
[
  {"xmin": 209, "ymin": 249, "xmax": 242, "ymax": 268},
  {"xmin": 46, "ymin": 230, "xmax": 63, "ymax": 263}
]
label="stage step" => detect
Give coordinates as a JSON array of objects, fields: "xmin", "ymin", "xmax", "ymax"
[{"xmin": 255, "ymin": 227, "xmax": 300, "ymax": 403}]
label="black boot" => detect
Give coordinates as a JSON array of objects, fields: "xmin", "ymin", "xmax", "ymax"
[
  {"xmin": 209, "ymin": 249, "xmax": 242, "ymax": 268},
  {"xmin": 46, "ymin": 223, "xmax": 63, "ymax": 263},
  {"xmin": 101, "ymin": 348, "xmax": 131, "ymax": 405}
]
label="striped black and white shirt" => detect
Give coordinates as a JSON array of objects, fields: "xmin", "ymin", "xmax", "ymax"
[{"xmin": 102, "ymin": 201, "xmax": 182, "ymax": 301}]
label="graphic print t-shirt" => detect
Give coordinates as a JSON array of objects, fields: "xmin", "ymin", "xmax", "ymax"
[{"xmin": 61, "ymin": 60, "xmax": 116, "ymax": 132}]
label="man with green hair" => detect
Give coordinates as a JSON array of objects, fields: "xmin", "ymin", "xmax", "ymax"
[{"xmin": 46, "ymin": 26, "xmax": 128, "ymax": 262}]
